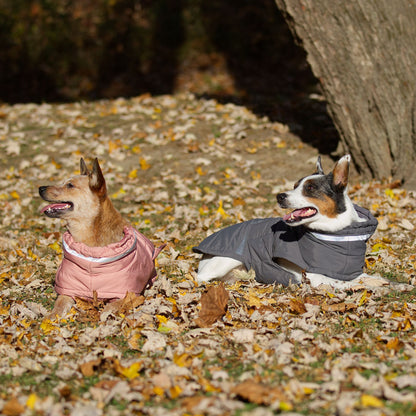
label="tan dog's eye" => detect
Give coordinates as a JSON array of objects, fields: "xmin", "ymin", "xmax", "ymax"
[{"xmin": 66, "ymin": 183, "xmax": 74, "ymax": 189}]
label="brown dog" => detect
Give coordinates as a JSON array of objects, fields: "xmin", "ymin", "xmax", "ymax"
[{"xmin": 39, "ymin": 158, "xmax": 164, "ymax": 319}]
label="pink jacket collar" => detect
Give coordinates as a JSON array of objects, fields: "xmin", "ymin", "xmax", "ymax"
[{"xmin": 55, "ymin": 226, "xmax": 165, "ymax": 301}]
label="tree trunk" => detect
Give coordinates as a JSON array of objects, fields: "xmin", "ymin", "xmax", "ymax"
[{"xmin": 275, "ymin": 0, "xmax": 416, "ymax": 186}]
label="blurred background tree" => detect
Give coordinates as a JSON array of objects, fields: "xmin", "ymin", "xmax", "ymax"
[{"xmin": 3, "ymin": 0, "xmax": 414, "ymax": 185}]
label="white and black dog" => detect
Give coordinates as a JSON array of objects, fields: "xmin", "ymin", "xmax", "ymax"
[{"xmin": 194, "ymin": 155, "xmax": 386, "ymax": 289}]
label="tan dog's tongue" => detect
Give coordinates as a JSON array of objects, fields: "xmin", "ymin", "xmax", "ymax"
[{"xmin": 41, "ymin": 203, "xmax": 70, "ymax": 213}]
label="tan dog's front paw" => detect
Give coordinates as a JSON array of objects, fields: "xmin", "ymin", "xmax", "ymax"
[{"xmin": 45, "ymin": 295, "xmax": 74, "ymax": 320}]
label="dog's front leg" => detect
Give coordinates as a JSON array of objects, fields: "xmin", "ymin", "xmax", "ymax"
[{"xmin": 45, "ymin": 295, "xmax": 74, "ymax": 320}]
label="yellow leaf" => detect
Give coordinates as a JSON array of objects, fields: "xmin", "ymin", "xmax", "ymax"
[
  {"xmin": 216, "ymin": 200, "xmax": 228, "ymax": 219},
  {"xmin": 252, "ymin": 343, "xmax": 262, "ymax": 353},
  {"xmin": 402, "ymin": 318, "xmax": 413, "ymax": 331},
  {"xmin": 250, "ymin": 171, "xmax": 261, "ymax": 180},
  {"xmin": 360, "ymin": 394, "xmax": 383, "ymax": 408},
  {"xmin": 169, "ymin": 385, "xmax": 182, "ymax": 399},
  {"xmin": 174, "ymin": 353, "xmax": 193, "ymax": 368},
  {"xmin": 51, "ymin": 160, "xmax": 62, "ymax": 169},
  {"xmin": 153, "ymin": 386, "xmax": 164, "ymax": 396},
  {"xmin": 0, "ymin": 305, "xmax": 9, "ymax": 315},
  {"xmin": 385, "ymin": 188, "xmax": 398, "ymax": 200},
  {"xmin": 41, "ymin": 319, "xmax": 56, "ymax": 335},
  {"xmin": 48, "ymin": 241, "xmax": 62, "ymax": 254},
  {"xmin": 10, "ymin": 191, "xmax": 20, "ymax": 199},
  {"xmin": 108, "ymin": 140, "xmax": 119, "ymax": 153},
  {"xmin": 128, "ymin": 169, "xmax": 138, "ymax": 179},
  {"xmin": 196, "ymin": 166, "xmax": 206, "ymax": 176},
  {"xmin": 200, "ymin": 378, "xmax": 221, "ymax": 393},
  {"xmin": 26, "ymin": 393, "xmax": 37, "ymax": 410},
  {"xmin": 111, "ymin": 188, "xmax": 126, "ymax": 199},
  {"xmin": 279, "ymin": 401, "xmax": 293, "ymax": 411},
  {"xmin": 118, "ymin": 362, "xmax": 142, "ymax": 380},
  {"xmin": 359, "ymin": 290, "xmax": 368, "ymax": 306},
  {"xmin": 15, "ymin": 248, "xmax": 25, "ymax": 257},
  {"xmin": 139, "ymin": 158, "xmax": 151, "ymax": 170},
  {"xmin": 132, "ymin": 145, "xmax": 141, "ymax": 154},
  {"xmin": 246, "ymin": 291, "xmax": 262, "ymax": 308},
  {"xmin": 372, "ymin": 243, "xmax": 387, "ymax": 252},
  {"xmin": 27, "ymin": 248, "xmax": 38, "ymax": 260},
  {"xmin": 156, "ymin": 315, "xmax": 168, "ymax": 324},
  {"xmin": 277, "ymin": 141, "xmax": 287, "ymax": 148},
  {"xmin": 199, "ymin": 206, "xmax": 209, "ymax": 216},
  {"xmin": 20, "ymin": 319, "xmax": 31, "ymax": 329}
]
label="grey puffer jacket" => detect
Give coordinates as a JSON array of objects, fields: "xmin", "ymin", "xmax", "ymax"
[{"xmin": 193, "ymin": 205, "xmax": 378, "ymax": 286}]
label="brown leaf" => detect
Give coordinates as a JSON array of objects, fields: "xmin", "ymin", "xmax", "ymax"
[
  {"xmin": 58, "ymin": 385, "xmax": 74, "ymax": 401},
  {"xmin": 322, "ymin": 302, "xmax": 356, "ymax": 312},
  {"xmin": 322, "ymin": 302, "xmax": 346, "ymax": 313},
  {"xmin": 2, "ymin": 397, "xmax": 24, "ymax": 416},
  {"xmin": 75, "ymin": 290, "xmax": 105, "ymax": 321},
  {"xmin": 79, "ymin": 358, "xmax": 103, "ymax": 377},
  {"xmin": 116, "ymin": 292, "xmax": 145, "ymax": 315},
  {"xmin": 195, "ymin": 283, "xmax": 229, "ymax": 327},
  {"xmin": 289, "ymin": 298, "xmax": 307, "ymax": 314},
  {"xmin": 386, "ymin": 337, "xmax": 404, "ymax": 352},
  {"xmin": 94, "ymin": 380, "xmax": 120, "ymax": 390},
  {"xmin": 182, "ymin": 396, "xmax": 207, "ymax": 412},
  {"xmin": 232, "ymin": 379, "xmax": 289, "ymax": 405}
]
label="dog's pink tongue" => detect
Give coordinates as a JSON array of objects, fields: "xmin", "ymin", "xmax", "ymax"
[
  {"xmin": 283, "ymin": 212, "xmax": 292, "ymax": 221},
  {"xmin": 41, "ymin": 203, "xmax": 68, "ymax": 213},
  {"xmin": 283, "ymin": 210, "xmax": 300, "ymax": 221}
]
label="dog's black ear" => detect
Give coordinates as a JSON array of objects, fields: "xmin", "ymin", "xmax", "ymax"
[
  {"xmin": 89, "ymin": 158, "xmax": 107, "ymax": 198},
  {"xmin": 315, "ymin": 156, "xmax": 324, "ymax": 175},
  {"xmin": 80, "ymin": 158, "xmax": 89, "ymax": 176},
  {"xmin": 332, "ymin": 154, "xmax": 350, "ymax": 190}
]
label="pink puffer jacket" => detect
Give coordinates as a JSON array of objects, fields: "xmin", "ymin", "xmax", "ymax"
[{"xmin": 54, "ymin": 226, "xmax": 165, "ymax": 300}]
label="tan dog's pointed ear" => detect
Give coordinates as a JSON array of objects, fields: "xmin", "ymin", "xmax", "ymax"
[
  {"xmin": 332, "ymin": 154, "xmax": 351, "ymax": 190},
  {"xmin": 89, "ymin": 158, "xmax": 107, "ymax": 198},
  {"xmin": 80, "ymin": 158, "xmax": 89, "ymax": 176}
]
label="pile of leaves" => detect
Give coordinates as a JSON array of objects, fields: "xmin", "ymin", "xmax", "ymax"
[{"xmin": 0, "ymin": 94, "xmax": 415, "ymax": 416}]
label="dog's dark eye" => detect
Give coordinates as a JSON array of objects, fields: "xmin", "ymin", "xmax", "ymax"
[
  {"xmin": 305, "ymin": 182, "xmax": 316, "ymax": 192},
  {"xmin": 66, "ymin": 182, "xmax": 74, "ymax": 189}
]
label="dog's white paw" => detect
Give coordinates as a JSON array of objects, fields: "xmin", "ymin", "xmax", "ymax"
[
  {"xmin": 196, "ymin": 255, "xmax": 245, "ymax": 284},
  {"xmin": 304, "ymin": 272, "xmax": 389, "ymax": 289}
]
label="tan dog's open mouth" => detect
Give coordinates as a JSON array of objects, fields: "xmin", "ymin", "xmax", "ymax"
[{"xmin": 41, "ymin": 202, "xmax": 74, "ymax": 218}]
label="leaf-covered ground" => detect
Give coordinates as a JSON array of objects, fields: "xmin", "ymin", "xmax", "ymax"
[{"xmin": 0, "ymin": 94, "xmax": 415, "ymax": 416}]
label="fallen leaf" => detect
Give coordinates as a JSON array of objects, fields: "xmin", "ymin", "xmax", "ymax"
[
  {"xmin": 79, "ymin": 359, "xmax": 103, "ymax": 377},
  {"xmin": 2, "ymin": 397, "xmax": 25, "ymax": 416},
  {"xmin": 116, "ymin": 292, "xmax": 145, "ymax": 315},
  {"xmin": 360, "ymin": 394, "xmax": 384, "ymax": 408},
  {"xmin": 195, "ymin": 283, "xmax": 229, "ymax": 327},
  {"xmin": 289, "ymin": 298, "xmax": 307, "ymax": 314},
  {"xmin": 232, "ymin": 379, "xmax": 290, "ymax": 406}
]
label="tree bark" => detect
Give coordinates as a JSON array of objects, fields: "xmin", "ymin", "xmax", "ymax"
[{"xmin": 275, "ymin": 0, "xmax": 416, "ymax": 186}]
